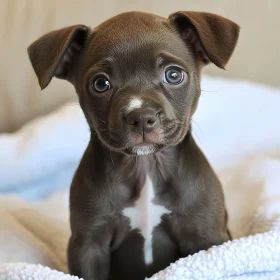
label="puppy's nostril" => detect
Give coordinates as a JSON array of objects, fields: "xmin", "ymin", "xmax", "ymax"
[
  {"xmin": 125, "ymin": 109, "xmax": 159, "ymax": 133},
  {"xmin": 124, "ymin": 114, "xmax": 139, "ymax": 126},
  {"xmin": 147, "ymin": 119, "xmax": 155, "ymax": 125}
]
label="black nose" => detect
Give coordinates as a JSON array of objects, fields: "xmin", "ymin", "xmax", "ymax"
[{"xmin": 125, "ymin": 109, "xmax": 159, "ymax": 134}]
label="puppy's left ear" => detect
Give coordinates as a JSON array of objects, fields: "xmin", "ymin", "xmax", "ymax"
[
  {"xmin": 169, "ymin": 11, "xmax": 240, "ymax": 69},
  {"xmin": 28, "ymin": 25, "xmax": 90, "ymax": 89}
]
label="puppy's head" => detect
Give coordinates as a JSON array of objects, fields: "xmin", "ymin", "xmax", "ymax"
[{"xmin": 28, "ymin": 11, "xmax": 239, "ymax": 155}]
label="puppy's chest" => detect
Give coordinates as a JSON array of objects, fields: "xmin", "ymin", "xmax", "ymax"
[{"xmin": 122, "ymin": 175, "xmax": 171, "ymax": 264}]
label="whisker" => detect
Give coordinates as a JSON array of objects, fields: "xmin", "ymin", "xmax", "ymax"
[
  {"xmin": 107, "ymin": 91, "xmax": 114, "ymax": 100},
  {"xmin": 191, "ymin": 119, "xmax": 203, "ymax": 134},
  {"xmin": 152, "ymin": 154, "xmax": 157, "ymax": 170},
  {"xmin": 200, "ymin": 89, "xmax": 220, "ymax": 93},
  {"xmin": 96, "ymin": 116, "xmax": 107, "ymax": 124},
  {"xmin": 132, "ymin": 156, "xmax": 139, "ymax": 172},
  {"xmin": 109, "ymin": 150, "xmax": 114, "ymax": 165},
  {"xmin": 192, "ymin": 127, "xmax": 201, "ymax": 145},
  {"xmin": 132, "ymin": 154, "xmax": 142, "ymax": 172}
]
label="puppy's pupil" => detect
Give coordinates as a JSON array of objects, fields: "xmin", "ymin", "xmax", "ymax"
[
  {"xmin": 166, "ymin": 69, "xmax": 182, "ymax": 83},
  {"xmin": 94, "ymin": 77, "xmax": 110, "ymax": 92}
]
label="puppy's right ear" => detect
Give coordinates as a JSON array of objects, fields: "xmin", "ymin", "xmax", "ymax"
[
  {"xmin": 28, "ymin": 25, "xmax": 90, "ymax": 90},
  {"xmin": 169, "ymin": 12, "xmax": 239, "ymax": 69}
]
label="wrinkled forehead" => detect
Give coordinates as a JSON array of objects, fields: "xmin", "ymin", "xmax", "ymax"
[{"xmin": 83, "ymin": 16, "xmax": 193, "ymax": 77}]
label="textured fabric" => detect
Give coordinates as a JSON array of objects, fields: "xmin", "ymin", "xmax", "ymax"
[
  {"xmin": 148, "ymin": 232, "xmax": 280, "ymax": 279},
  {"xmin": 0, "ymin": 263, "xmax": 81, "ymax": 280},
  {"xmin": 0, "ymin": 103, "xmax": 89, "ymax": 199}
]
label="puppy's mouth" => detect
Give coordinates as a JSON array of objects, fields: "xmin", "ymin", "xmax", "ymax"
[
  {"xmin": 97, "ymin": 128, "xmax": 166, "ymax": 155},
  {"xmin": 97, "ymin": 118, "xmax": 189, "ymax": 155},
  {"xmin": 121, "ymin": 131, "xmax": 166, "ymax": 156}
]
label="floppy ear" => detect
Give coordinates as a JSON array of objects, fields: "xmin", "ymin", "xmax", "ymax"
[
  {"xmin": 169, "ymin": 11, "xmax": 240, "ymax": 69},
  {"xmin": 27, "ymin": 25, "xmax": 90, "ymax": 89}
]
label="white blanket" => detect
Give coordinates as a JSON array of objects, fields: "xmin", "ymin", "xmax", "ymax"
[{"xmin": 0, "ymin": 76, "xmax": 280, "ymax": 279}]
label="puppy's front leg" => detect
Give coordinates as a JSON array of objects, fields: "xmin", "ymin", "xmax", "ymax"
[
  {"xmin": 67, "ymin": 232, "xmax": 111, "ymax": 280},
  {"xmin": 172, "ymin": 210, "xmax": 230, "ymax": 257},
  {"xmin": 180, "ymin": 230, "xmax": 229, "ymax": 257}
]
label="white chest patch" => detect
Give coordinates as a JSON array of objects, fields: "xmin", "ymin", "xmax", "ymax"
[{"xmin": 122, "ymin": 176, "xmax": 171, "ymax": 265}]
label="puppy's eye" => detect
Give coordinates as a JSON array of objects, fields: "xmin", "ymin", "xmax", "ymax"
[
  {"xmin": 163, "ymin": 68, "xmax": 184, "ymax": 84},
  {"xmin": 92, "ymin": 76, "xmax": 111, "ymax": 93}
]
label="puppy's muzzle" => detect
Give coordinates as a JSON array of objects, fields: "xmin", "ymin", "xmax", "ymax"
[{"xmin": 125, "ymin": 108, "xmax": 159, "ymax": 134}]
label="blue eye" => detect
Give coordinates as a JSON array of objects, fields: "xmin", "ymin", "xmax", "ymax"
[
  {"xmin": 163, "ymin": 68, "xmax": 184, "ymax": 84},
  {"xmin": 92, "ymin": 76, "xmax": 111, "ymax": 93}
]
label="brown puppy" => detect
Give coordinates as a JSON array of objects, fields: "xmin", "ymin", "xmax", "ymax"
[{"xmin": 28, "ymin": 11, "xmax": 239, "ymax": 280}]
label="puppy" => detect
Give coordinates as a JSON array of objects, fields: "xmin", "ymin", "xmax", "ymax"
[{"xmin": 28, "ymin": 11, "xmax": 239, "ymax": 280}]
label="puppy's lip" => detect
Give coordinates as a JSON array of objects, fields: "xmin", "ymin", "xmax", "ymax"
[
  {"xmin": 126, "ymin": 142, "xmax": 154, "ymax": 151},
  {"xmin": 129, "ymin": 141, "xmax": 160, "ymax": 149},
  {"xmin": 133, "ymin": 142, "xmax": 153, "ymax": 147}
]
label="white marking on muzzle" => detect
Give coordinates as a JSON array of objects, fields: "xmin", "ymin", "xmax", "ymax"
[
  {"xmin": 122, "ymin": 176, "xmax": 171, "ymax": 265},
  {"xmin": 126, "ymin": 98, "xmax": 143, "ymax": 113}
]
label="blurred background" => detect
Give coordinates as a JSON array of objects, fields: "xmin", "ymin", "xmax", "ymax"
[{"xmin": 0, "ymin": 0, "xmax": 279, "ymax": 133}]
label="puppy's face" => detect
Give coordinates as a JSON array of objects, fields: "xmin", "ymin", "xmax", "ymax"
[
  {"xmin": 77, "ymin": 14, "xmax": 201, "ymax": 155},
  {"xmin": 28, "ymin": 12, "xmax": 239, "ymax": 155}
]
